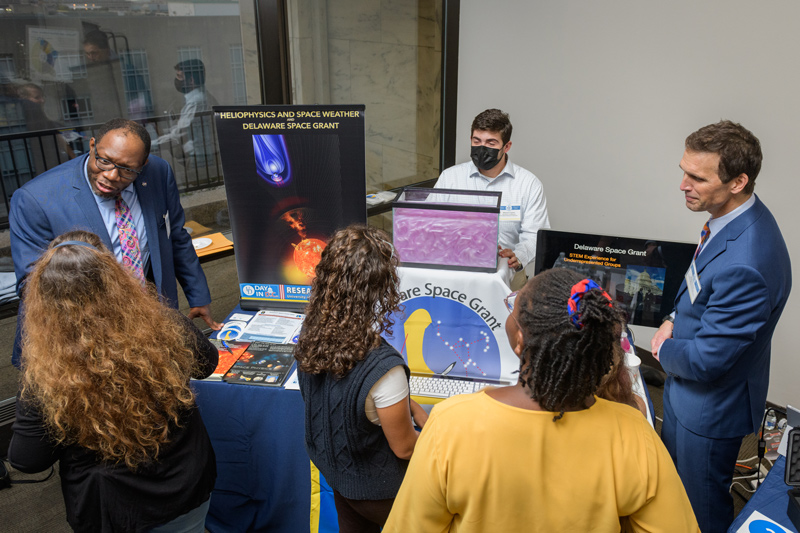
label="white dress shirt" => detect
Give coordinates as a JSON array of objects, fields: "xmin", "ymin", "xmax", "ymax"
[{"xmin": 152, "ymin": 87, "xmax": 211, "ymax": 154}]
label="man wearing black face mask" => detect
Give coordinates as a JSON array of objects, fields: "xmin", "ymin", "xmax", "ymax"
[
  {"xmin": 152, "ymin": 59, "xmax": 219, "ymax": 187},
  {"xmin": 434, "ymin": 109, "xmax": 550, "ymax": 280}
]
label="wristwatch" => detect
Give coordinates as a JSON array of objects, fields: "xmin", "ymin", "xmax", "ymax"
[{"xmin": 662, "ymin": 314, "xmax": 675, "ymax": 324}]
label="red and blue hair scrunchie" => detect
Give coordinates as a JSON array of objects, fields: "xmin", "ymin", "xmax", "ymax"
[{"xmin": 567, "ymin": 279, "xmax": 613, "ymax": 329}]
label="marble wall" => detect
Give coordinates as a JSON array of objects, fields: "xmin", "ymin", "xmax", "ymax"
[{"xmin": 287, "ymin": 0, "xmax": 442, "ymax": 205}]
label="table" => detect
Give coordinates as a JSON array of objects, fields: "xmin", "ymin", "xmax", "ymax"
[
  {"xmin": 194, "ymin": 230, "xmax": 235, "ymax": 264},
  {"xmin": 729, "ymin": 455, "xmax": 798, "ymax": 532},
  {"xmin": 192, "ymin": 380, "xmax": 337, "ymax": 533},
  {"xmin": 195, "ymin": 264, "xmax": 654, "ymax": 531}
]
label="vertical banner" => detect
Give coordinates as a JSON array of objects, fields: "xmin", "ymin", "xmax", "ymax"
[{"xmin": 214, "ymin": 105, "xmax": 367, "ymax": 309}]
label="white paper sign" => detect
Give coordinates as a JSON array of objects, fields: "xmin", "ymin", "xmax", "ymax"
[{"xmin": 734, "ymin": 510, "xmax": 792, "ymax": 533}]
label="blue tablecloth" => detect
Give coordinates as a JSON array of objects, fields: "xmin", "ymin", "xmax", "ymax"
[
  {"xmin": 192, "ymin": 380, "xmax": 337, "ymax": 532},
  {"xmin": 729, "ymin": 455, "xmax": 797, "ymax": 532}
]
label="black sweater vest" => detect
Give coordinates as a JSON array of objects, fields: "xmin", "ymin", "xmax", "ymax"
[{"xmin": 298, "ymin": 340, "xmax": 410, "ymax": 500}]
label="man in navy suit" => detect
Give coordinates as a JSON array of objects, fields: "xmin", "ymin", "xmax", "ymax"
[
  {"xmin": 10, "ymin": 118, "xmax": 222, "ymax": 367},
  {"xmin": 651, "ymin": 120, "xmax": 791, "ymax": 532}
]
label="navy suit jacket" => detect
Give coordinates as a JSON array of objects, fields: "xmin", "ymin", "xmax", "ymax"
[
  {"xmin": 660, "ymin": 195, "xmax": 791, "ymax": 438},
  {"xmin": 10, "ymin": 154, "xmax": 211, "ymax": 365}
]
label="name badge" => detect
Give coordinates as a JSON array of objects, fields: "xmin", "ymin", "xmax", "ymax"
[
  {"xmin": 499, "ymin": 205, "xmax": 522, "ymax": 222},
  {"xmin": 685, "ymin": 261, "xmax": 701, "ymax": 304}
]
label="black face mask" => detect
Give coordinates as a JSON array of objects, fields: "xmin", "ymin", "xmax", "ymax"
[
  {"xmin": 174, "ymin": 77, "xmax": 191, "ymax": 94},
  {"xmin": 470, "ymin": 145, "xmax": 503, "ymax": 171}
]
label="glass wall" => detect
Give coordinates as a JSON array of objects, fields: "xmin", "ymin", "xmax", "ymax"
[
  {"xmin": 284, "ymin": 0, "xmax": 443, "ymax": 229},
  {"xmin": 0, "ymin": 0, "xmax": 263, "ymax": 226}
]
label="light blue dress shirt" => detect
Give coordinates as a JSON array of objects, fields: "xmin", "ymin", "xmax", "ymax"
[
  {"xmin": 83, "ymin": 157, "xmax": 150, "ymax": 270},
  {"xmin": 701, "ymin": 194, "xmax": 756, "ymax": 253}
]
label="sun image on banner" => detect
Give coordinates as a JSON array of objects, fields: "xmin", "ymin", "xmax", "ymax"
[{"xmin": 214, "ymin": 106, "xmax": 366, "ymax": 308}]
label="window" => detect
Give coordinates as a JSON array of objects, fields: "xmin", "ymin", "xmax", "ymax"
[
  {"xmin": 230, "ymin": 45, "xmax": 247, "ymax": 105},
  {"xmin": 0, "ymin": 55, "xmax": 16, "ymax": 81},
  {"xmin": 0, "ymin": 0, "xmax": 263, "ymax": 227},
  {"xmin": 120, "ymin": 50, "xmax": 154, "ymax": 117},
  {"xmin": 53, "ymin": 53, "xmax": 86, "ymax": 81},
  {"xmin": 61, "ymin": 96, "xmax": 93, "ymax": 122},
  {"xmin": 177, "ymin": 47, "xmax": 203, "ymax": 63}
]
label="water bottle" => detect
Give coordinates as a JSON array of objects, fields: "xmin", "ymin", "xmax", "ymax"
[
  {"xmin": 765, "ymin": 411, "xmax": 777, "ymax": 431},
  {"xmin": 764, "ymin": 411, "xmax": 782, "ymax": 461}
]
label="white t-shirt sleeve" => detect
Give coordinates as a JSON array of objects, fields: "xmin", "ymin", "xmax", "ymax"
[{"xmin": 364, "ymin": 366, "xmax": 410, "ymax": 425}]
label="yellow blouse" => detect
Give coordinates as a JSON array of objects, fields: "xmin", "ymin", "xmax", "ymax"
[{"xmin": 384, "ymin": 392, "xmax": 699, "ymax": 532}]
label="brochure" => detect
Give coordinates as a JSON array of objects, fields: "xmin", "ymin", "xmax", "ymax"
[
  {"xmin": 240, "ymin": 311, "xmax": 305, "ymax": 343},
  {"xmin": 207, "ymin": 339, "xmax": 251, "ymax": 380},
  {"xmin": 224, "ymin": 342, "xmax": 296, "ymax": 387}
]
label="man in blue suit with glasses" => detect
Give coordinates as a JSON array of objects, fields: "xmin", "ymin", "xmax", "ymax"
[
  {"xmin": 651, "ymin": 120, "xmax": 791, "ymax": 533},
  {"xmin": 10, "ymin": 118, "xmax": 221, "ymax": 367}
]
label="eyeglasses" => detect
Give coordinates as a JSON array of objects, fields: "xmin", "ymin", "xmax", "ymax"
[
  {"xmin": 93, "ymin": 147, "xmax": 142, "ymax": 181},
  {"xmin": 504, "ymin": 291, "xmax": 518, "ymax": 313}
]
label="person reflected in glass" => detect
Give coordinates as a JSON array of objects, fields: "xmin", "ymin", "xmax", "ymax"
[
  {"xmin": 16, "ymin": 82, "xmax": 76, "ymax": 162},
  {"xmin": 152, "ymin": 59, "xmax": 218, "ymax": 185},
  {"xmin": 295, "ymin": 225, "xmax": 428, "ymax": 533},
  {"xmin": 81, "ymin": 29, "xmax": 151, "ymax": 120},
  {"xmin": 7, "ymin": 230, "xmax": 219, "ymax": 532},
  {"xmin": 83, "ymin": 30, "xmax": 117, "ymax": 64},
  {"xmin": 384, "ymin": 268, "xmax": 698, "ymax": 532}
]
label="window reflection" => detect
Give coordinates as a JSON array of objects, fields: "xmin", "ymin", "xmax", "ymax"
[{"xmin": 0, "ymin": 0, "xmax": 260, "ymax": 223}]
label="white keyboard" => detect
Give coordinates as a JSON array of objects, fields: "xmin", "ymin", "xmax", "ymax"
[{"xmin": 409, "ymin": 373, "xmax": 509, "ymax": 399}]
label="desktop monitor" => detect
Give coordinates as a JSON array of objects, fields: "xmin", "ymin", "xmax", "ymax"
[{"xmin": 533, "ymin": 230, "xmax": 696, "ymax": 328}]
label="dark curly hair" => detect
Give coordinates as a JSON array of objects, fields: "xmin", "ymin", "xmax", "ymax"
[
  {"xmin": 516, "ymin": 268, "xmax": 625, "ymax": 420},
  {"xmin": 295, "ymin": 225, "xmax": 400, "ymax": 377}
]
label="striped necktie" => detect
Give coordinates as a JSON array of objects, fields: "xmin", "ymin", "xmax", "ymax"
[
  {"xmin": 693, "ymin": 221, "xmax": 711, "ymax": 261},
  {"xmin": 115, "ymin": 195, "xmax": 146, "ymax": 283}
]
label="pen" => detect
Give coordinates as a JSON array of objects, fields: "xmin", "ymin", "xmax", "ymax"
[{"xmin": 220, "ymin": 340, "xmax": 235, "ymax": 356}]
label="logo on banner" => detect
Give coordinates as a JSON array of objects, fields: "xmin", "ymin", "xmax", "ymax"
[
  {"xmin": 387, "ymin": 296, "xmax": 502, "ymax": 380},
  {"xmin": 240, "ymin": 283, "xmax": 286, "ymax": 300},
  {"xmin": 219, "ymin": 321, "xmax": 248, "ymax": 341}
]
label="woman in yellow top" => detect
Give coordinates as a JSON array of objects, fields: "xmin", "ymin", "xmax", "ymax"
[{"xmin": 384, "ymin": 268, "xmax": 699, "ymax": 532}]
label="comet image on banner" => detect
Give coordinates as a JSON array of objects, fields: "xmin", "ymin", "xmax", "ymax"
[{"xmin": 254, "ymin": 134, "xmax": 291, "ymax": 186}]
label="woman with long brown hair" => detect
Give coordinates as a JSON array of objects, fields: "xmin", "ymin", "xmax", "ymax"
[
  {"xmin": 8, "ymin": 230, "xmax": 218, "ymax": 533},
  {"xmin": 295, "ymin": 224, "xmax": 427, "ymax": 533}
]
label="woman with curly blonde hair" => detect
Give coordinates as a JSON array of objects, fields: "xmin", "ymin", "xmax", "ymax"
[
  {"xmin": 295, "ymin": 224, "xmax": 427, "ymax": 533},
  {"xmin": 8, "ymin": 230, "xmax": 218, "ymax": 533}
]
